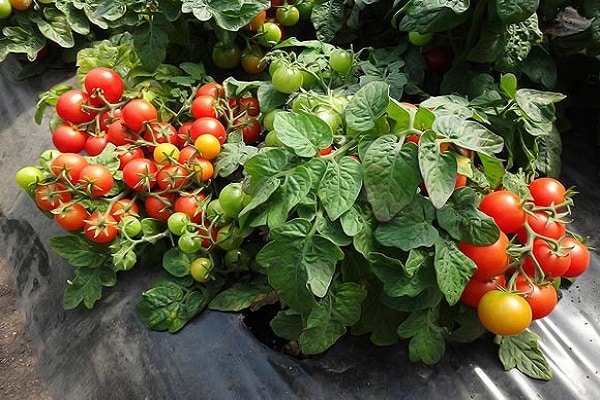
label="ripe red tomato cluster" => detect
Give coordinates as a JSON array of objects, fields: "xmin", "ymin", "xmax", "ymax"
[
  {"xmin": 459, "ymin": 177, "xmax": 591, "ymax": 336},
  {"xmin": 23, "ymin": 70, "xmax": 264, "ymax": 250}
]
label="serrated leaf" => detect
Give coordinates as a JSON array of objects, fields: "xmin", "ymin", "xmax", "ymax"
[
  {"xmin": 49, "ymin": 235, "xmax": 110, "ymax": 269},
  {"xmin": 133, "ymin": 20, "xmax": 169, "ymax": 71},
  {"xmin": 311, "ymin": 0, "xmax": 346, "ymax": 42},
  {"xmin": 274, "ymin": 111, "xmax": 333, "ymax": 158},
  {"xmin": 63, "ymin": 264, "xmax": 117, "ymax": 309},
  {"xmin": 433, "ymin": 236, "xmax": 477, "ymax": 305},
  {"xmin": 369, "ymin": 252, "xmax": 436, "ymax": 298},
  {"xmin": 397, "ymin": 308, "xmax": 446, "ymax": 365},
  {"xmin": 496, "ymin": 0, "xmax": 539, "ymax": 24},
  {"xmin": 499, "ymin": 331, "xmax": 553, "ymax": 380},
  {"xmin": 318, "ymin": 157, "xmax": 362, "ymax": 220},
  {"xmin": 418, "ymin": 130, "xmax": 457, "ymax": 209},
  {"xmin": 344, "ymin": 81, "xmax": 390, "ymax": 132}
]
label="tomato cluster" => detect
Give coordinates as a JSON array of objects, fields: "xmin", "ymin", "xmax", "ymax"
[
  {"xmin": 458, "ymin": 177, "xmax": 591, "ymax": 336},
  {"xmin": 16, "ymin": 69, "xmax": 264, "ymax": 277}
]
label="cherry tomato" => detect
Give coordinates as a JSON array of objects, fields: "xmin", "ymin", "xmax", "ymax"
[
  {"xmin": 51, "ymin": 125, "xmax": 87, "ymax": 153},
  {"xmin": 189, "ymin": 158, "xmax": 214, "ymax": 182},
  {"xmin": 190, "ymin": 117, "xmax": 227, "ymax": 144},
  {"xmin": 329, "ymin": 49, "xmax": 353, "ymax": 74},
  {"xmin": 515, "ymin": 278, "xmax": 558, "ymax": 320},
  {"xmin": 78, "ymin": 164, "xmax": 114, "ymax": 197},
  {"xmin": 189, "ymin": 257, "xmax": 213, "ymax": 282},
  {"xmin": 156, "ymin": 165, "xmax": 189, "ymax": 190},
  {"xmin": 528, "ymin": 177, "xmax": 567, "ymax": 207},
  {"xmin": 178, "ymin": 232, "xmax": 203, "ymax": 254},
  {"xmin": 523, "ymin": 238, "xmax": 571, "ymax": 279},
  {"xmin": 84, "ymin": 212, "xmax": 118, "ymax": 244},
  {"xmin": 272, "ymin": 66, "xmax": 303, "ymax": 94},
  {"xmin": 477, "ymin": 290, "xmax": 532, "ymax": 336},
  {"xmin": 241, "ymin": 47, "xmax": 267, "ymax": 75},
  {"xmin": 219, "ymin": 183, "xmax": 246, "ymax": 218},
  {"xmin": 34, "ymin": 183, "xmax": 71, "ymax": 211},
  {"xmin": 119, "ymin": 215, "xmax": 142, "ymax": 238},
  {"xmin": 107, "ymin": 119, "xmax": 132, "ymax": 146},
  {"xmin": 459, "ymin": 231, "xmax": 510, "ymax": 280},
  {"xmin": 245, "ymin": 10, "xmax": 266, "ymax": 31},
  {"xmin": 516, "ymin": 211, "xmax": 566, "ymax": 243},
  {"xmin": 191, "ymin": 94, "xmax": 219, "ymax": 119},
  {"xmin": 194, "ymin": 133, "xmax": 221, "ymax": 160},
  {"xmin": 276, "ymin": 5, "xmax": 300, "ymax": 26},
  {"xmin": 196, "ymin": 82, "xmax": 225, "ymax": 98},
  {"xmin": 56, "ymin": 89, "xmax": 97, "ymax": 125},
  {"xmin": 122, "ymin": 158, "xmax": 158, "ymax": 191},
  {"xmin": 144, "ymin": 122, "xmax": 178, "ymax": 145},
  {"xmin": 561, "ymin": 237, "xmax": 591, "ymax": 278},
  {"xmin": 408, "ymin": 31, "xmax": 433, "ymax": 46},
  {"xmin": 212, "ymin": 42, "xmax": 241, "ymax": 69},
  {"xmin": 110, "ymin": 198, "xmax": 140, "ymax": 222},
  {"xmin": 153, "ymin": 142, "xmax": 180, "ymax": 165},
  {"xmin": 84, "ymin": 134, "xmax": 109, "ymax": 156},
  {"xmin": 257, "ymin": 22, "xmax": 282, "ymax": 46},
  {"xmin": 237, "ymin": 96, "xmax": 260, "ymax": 117},
  {"xmin": 216, "ymin": 224, "xmax": 244, "ymax": 251},
  {"xmin": 117, "ymin": 147, "xmax": 145, "ymax": 170},
  {"xmin": 122, "ymin": 99, "xmax": 158, "ymax": 132},
  {"xmin": 234, "ymin": 115, "xmax": 262, "ymax": 143},
  {"xmin": 9, "ymin": 0, "xmax": 31, "ymax": 11},
  {"xmin": 454, "ymin": 174, "xmax": 467, "ymax": 189},
  {"xmin": 174, "ymin": 193, "xmax": 206, "ymax": 224},
  {"xmin": 145, "ymin": 193, "xmax": 175, "ymax": 222},
  {"xmin": 423, "ymin": 46, "xmax": 453, "ymax": 75},
  {"xmin": 178, "ymin": 145, "xmax": 201, "ymax": 164},
  {"xmin": 84, "ymin": 67, "xmax": 124, "ymax": 107},
  {"xmin": 460, "ymin": 275, "xmax": 506, "ymax": 308},
  {"xmin": 15, "ymin": 166, "xmax": 44, "ymax": 193},
  {"xmin": 53, "ymin": 203, "xmax": 88, "ymax": 231},
  {"xmin": 0, "ymin": 0, "xmax": 12, "ymax": 19},
  {"xmin": 167, "ymin": 212, "xmax": 191, "ymax": 236},
  {"xmin": 50, "ymin": 152, "xmax": 88, "ymax": 183},
  {"xmin": 478, "ymin": 190, "xmax": 525, "ymax": 234}
]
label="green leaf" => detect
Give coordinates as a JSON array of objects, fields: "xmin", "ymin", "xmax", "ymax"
[
  {"xmin": 382, "ymin": 286, "xmax": 443, "ymax": 312},
  {"xmin": 1, "ymin": 25, "xmax": 46, "ymax": 62},
  {"xmin": 31, "ymin": 8, "xmax": 74, "ymax": 48},
  {"xmin": 363, "ymin": 135, "xmax": 421, "ymax": 222},
  {"xmin": 63, "ymin": 264, "xmax": 117, "ymax": 310},
  {"xmin": 418, "ymin": 130, "xmax": 457, "ymax": 209},
  {"xmin": 375, "ymin": 195, "xmax": 439, "ymax": 251},
  {"xmin": 209, "ymin": 0, "xmax": 270, "ymax": 31},
  {"xmin": 499, "ymin": 331, "xmax": 553, "ymax": 380},
  {"xmin": 49, "ymin": 234, "xmax": 110, "ymax": 269},
  {"xmin": 135, "ymin": 283, "xmax": 187, "ymax": 332},
  {"xmin": 215, "ymin": 142, "xmax": 259, "ymax": 178},
  {"xmin": 240, "ymin": 177, "xmax": 281, "ymax": 217},
  {"xmin": 397, "ymin": 308, "xmax": 446, "ymax": 365},
  {"xmin": 344, "ymin": 81, "xmax": 390, "ymax": 132},
  {"xmin": 271, "ymin": 309, "xmax": 304, "ymax": 341},
  {"xmin": 515, "ymin": 89, "xmax": 565, "ymax": 123},
  {"xmin": 133, "ymin": 20, "xmax": 169, "ymax": 71},
  {"xmin": 299, "ymin": 282, "xmax": 367, "ymax": 354},
  {"xmin": 397, "ymin": 1, "xmax": 470, "ymax": 33},
  {"xmin": 500, "ymin": 73, "xmax": 518, "ymax": 98},
  {"xmin": 162, "ymin": 248, "xmax": 196, "ymax": 278},
  {"xmin": 209, "ymin": 280, "xmax": 274, "ymax": 312},
  {"xmin": 55, "ymin": 2, "xmax": 91, "ymax": 35},
  {"xmin": 496, "ymin": 0, "xmax": 539, "ymax": 24},
  {"xmin": 519, "ymin": 46, "xmax": 557, "ymax": 89},
  {"xmin": 274, "ymin": 111, "xmax": 333, "ymax": 158},
  {"xmin": 369, "ymin": 252, "xmax": 436, "ymax": 298},
  {"xmin": 433, "ymin": 236, "xmax": 477, "ymax": 305},
  {"xmin": 534, "ymin": 124, "xmax": 562, "ymax": 177},
  {"xmin": 478, "ymin": 153, "xmax": 505, "ymax": 189},
  {"xmin": 318, "ymin": 157, "xmax": 363, "ymax": 220},
  {"xmin": 340, "ymin": 205, "xmax": 366, "ymax": 237},
  {"xmin": 311, "ymin": 0, "xmax": 346, "ymax": 42},
  {"xmin": 433, "ymin": 115, "xmax": 504, "ymax": 156},
  {"xmin": 436, "ymin": 188, "xmax": 500, "ymax": 245},
  {"xmin": 244, "ymin": 148, "xmax": 289, "ymax": 188}
]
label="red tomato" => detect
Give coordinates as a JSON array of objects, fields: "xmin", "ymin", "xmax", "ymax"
[
  {"xmin": 122, "ymin": 158, "xmax": 158, "ymax": 191},
  {"xmin": 51, "ymin": 153, "xmax": 88, "ymax": 183},
  {"xmin": 107, "ymin": 119, "xmax": 132, "ymax": 146},
  {"xmin": 191, "ymin": 95, "xmax": 219, "ymax": 119},
  {"xmin": 117, "ymin": 147, "xmax": 145, "ymax": 170},
  {"xmin": 516, "ymin": 211, "xmax": 566, "ymax": 243},
  {"xmin": 84, "ymin": 134, "xmax": 109, "ymax": 156},
  {"xmin": 478, "ymin": 190, "xmax": 525, "ymax": 234},
  {"xmin": 56, "ymin": 89, "xmax": 97, "ymax": 125},
  {"xmin": 144, "ymin": 122, "xmax": 178, "ymax": 145},
  {"xmin": 78, "ymin": 164, "xmax": 114, "ymax": 197},
  {"xmin": 122, "ymin": 99, "xmax": 158, "ymax": 132},
  {"xmin": 237, "ymin": 96, "xmax": 260, "ymax": 117},
  {"xmin": 178, "ymin": 145, "xmax": 201, "ymax": 164},
  {"xmin": 529, "ymin": 177, "xmax": 567, "ymax": 207},
  {"xmin": 234, "ymin": 115, "xmax": 262, "ymax": 143},
  {"xmin": 460, "ymin": 275, "xmax": 506, "ymax": 308},
  {"xmin": 53, "ymin": 203, "xmax": 89, "ymax": 231},
  {"xmin": 190, "ymin": 117, "xmax": 227, "ymax": 144},
  {"xmin": 144, "ymin": 194, "xmax": 175, "ymax": 222},
  {"xmin": 515, "ymin": 277, "xmax": 558, "ymax": 320},
  {"xmin": 34, "ymin": 183, "xmax": 72, "ymax": 211},
  {"xmin": 174, "ymin": 193, "xmax": 206, "ymax": 223},
  {"xmin": 84, "ymin": 212, "xmax": 118, "ymax": 244},
  {"xmin": 523, "ymin": 238, "xmax": 571, "ymax": 279},
  {"xmin": 98, "ymin": 108, "xmax": 122, "ymax": 132},
  {"xmin": 52, "ymin": 125, "xmax": 87, "ymax": 153},
  {"xmin": 454, "ymin": 174, "xmax": 467, "ymax": 189},
  {"xmin": 156, "ymin": 165, "xmax": 190, "ymax": 190},
  {"xmin": 196, "ymin": 82, "xmax": 225, "ymax": 98},
  {"xmin": 110, "ymin": 198, "xmax": 140, "ymax": 222},
  {"xmin": 176, "ymin": 122, "xmax": 194, "ymax": 147},
  {"xmin": 561, "ymin": 237, "xmax": 591, "ymax": 278},
  {"xmin": 459, "ymin": 231, "xmax": 510, "ymax": 280},
  {"xmin": 84, "ymin": 67, "xmax": 124, "ymax": 107}
]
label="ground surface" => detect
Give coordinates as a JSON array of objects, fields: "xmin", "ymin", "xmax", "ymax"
[{"xmin": 0, "ymin": 260, "xmax": 51, "ymax": 400}]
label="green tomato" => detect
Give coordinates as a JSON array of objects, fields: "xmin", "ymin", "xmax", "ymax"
[
  {"xmin": 272, "ymin": 66, "xmax": 303, "ymax": 94},
  {"xmin": 189, "ymin": 257, "xmax": 213, "ymax": 283},
  {"xmin": 223, "ymin": 248, "xmax": 252, "ymax": 272},
  {"xmin": 296, "ymin": 0, "xmax": 314, "ymax": 21},
  {"xmin": 178, "ymin": 232, "xmax": 202, "ymax": 254},
  {"xmin": 257, "ymin": 22, "xmax": 282, "ymax": 47},
  {"xmin": 262, "ymin": 108, "xmax": 284, "ymax": 131},
  {"xmin": 167, "ymin": 212, "xmax": 190, "ymax": 236},
  {"xmin": 408, "ymin": 31, "xmax": 433, "ymax": 46},
  {"xmin": 329, "ymin": 49, "xmax": 353, "ymax": 74},
  {"xmin": 275, "ymin": 5, "xmax": 300, "ymax": 27},
  {"xmin": 315, "ymin": 107, "xmax": 343, "ymax": 133},
  {"xmin": 38, "ymin": 149, "xmax": 60, "ymax": 169},
  {"xmin": 212, "ymin": 42, "xmax": 241, "ymax": 69},
  {"xmin": 205, "ymin": 199, "xmax": 232, "ymax": 227},
  {"xmin": 264, "ymin": 130, "xmax": 284, "ymax": 147},
  {"xmin": 15, "ymin": 166, "xmax": 44, "ymax": 193},
  {"xmin": 216, "ymin": 224, "xmax": 244, "ymax": 251},
  {"xmin": 268, "ymin": 58, "xmax": 286, "ymax": 77},
  {"xmin": 0, "ymin": 0, "xmax": 11, "ymax": 19},
  {"xmin": 218, "ymin": 183, "xmax": 246, "ymax": 218},
  {"xmin": 119, "ymin": 216, "xmax": 142, "ymax": 238}
]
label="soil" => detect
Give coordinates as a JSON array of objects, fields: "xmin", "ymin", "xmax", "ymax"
[{"xmin": 0, "ymin": 260, "xmax": 52, "ymax": 400}]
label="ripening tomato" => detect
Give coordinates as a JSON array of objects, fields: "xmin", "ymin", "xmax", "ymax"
[
  {"xmin": 52, "ymin": 124, "xmax": 87, "ymax": 153},
  {"xmin": 189, "ymin": 257, "xmax": 213, "ymax": 282},
  {"xmin": 84, "ymin": 212, "xmax": 118, "ymax": 244},
  {"xmin": 523, "ymin": 238, "xmax": 571, "ymax": 279},
  {"xmin": 110, "ymin": 198, "xmax": 140, "ymax": 222},
  {"xmin": 241, "ymin": 48, "xmax": 267, "ymax": 75},
  {"xmin": 212, "ymin": 42, "xmax": 241, "ymax": 69},
  {"xmin": 56, "ymin": 89, "xmax": 97, "ymax": 125},
  {"xmin": 84, "ymin": 67, "xmax": 124, "ymax": 107},
  {"xmin": 122, "ymin": 99, "xmax": 158, "ymax": 132},
  {"xmin": 478, "ymin": 190, "xmax": 525, "ymax": 234},
  {"xmin": 234, "ymin": 115, "xmax": 262, "ymax": 143},
  {"xmin": 53, "ymin": 203, "xmax": 88, "ymax": 231},
  {"xmin": 460, "ymin": 275, "xmax": 506, "ymax": 308},
  {"xmin": 528, "ymin": 177, "xmax": 567, "ymax": 207},
  {"xmin": 194, "ymin": 134, "xmax": 221, "ymax": 160},
  {"xmin": 189, "ymin": 158, "xmax": 214, "ymax": 182},
  {"xmin": 459, "ymin": 231, "xmax": 510, "ymax": 280},
  {"xmin": 245, "ymin": 10, "xmax": 266, "ymax": 31},
  {"xmin": 34, "ymin": 183, "xmax": 71, "ymax": 211},
  {"xmin": 477, "ymin": 290, "xmax": 532, "ymax": 336},
  {"xmin": 561, "ymin": 237, "xmax": 591, "ymax": 278},
  {"xmin": 77, "ymin": 164, "xmax": 114, "ymax": 197},
  {"xmin": 515, "ymin": 277, "xmax": 558, "ymax": 320},
  {"xmin": 9, "ymin": 0, "xmax": 32, "ymax": 11},
  {"xmin": 153, "ymin": 142, "xmax": 180, "ymax": 165}
]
